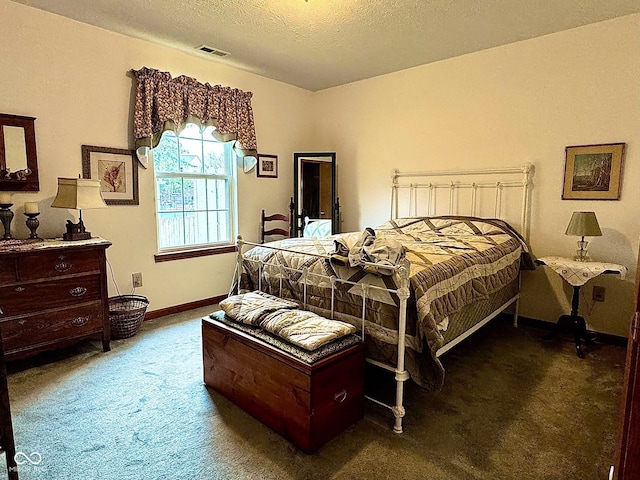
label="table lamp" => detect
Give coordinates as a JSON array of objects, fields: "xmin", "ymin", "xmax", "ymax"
[
  {"xmin": 565, "ymin": 211, "xmax": 602, "ymax": 262},
  {"xmin": 51, "ymin": 178, "xmax": 107, "ymax": 240}
]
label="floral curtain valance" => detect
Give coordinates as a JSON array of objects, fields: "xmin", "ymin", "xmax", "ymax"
[{"xmin": 131, "ymin": 67, "xmax": 257, "ymax": 165}]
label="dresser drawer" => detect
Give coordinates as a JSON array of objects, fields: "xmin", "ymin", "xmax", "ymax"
[
  {"xmin": 0, "ymin": 257, "xmax": 16, "ymax": 283},
  {"xmin": 18, "ymin": 249, "xmax": 101, "ymax": 281},
  {"xmin": 1, "ymin": 301, "xmax": 103, "ymax": 354},
  {"xmin": 0, "ymin": 275, "xmax": 102, "ymax": 316}
]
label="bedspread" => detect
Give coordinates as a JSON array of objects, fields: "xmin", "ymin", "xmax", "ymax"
[{"xmin": 240, "ymin": 216, "xmax": 532, "ymax": 389}]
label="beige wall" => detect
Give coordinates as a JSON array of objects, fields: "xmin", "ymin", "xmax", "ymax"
[
  {"xmin": 3, "ymin": 0, "xmax": 638, "ymax": 336},
  {"xmin": 0, "ymin": 0, "xmax": 313, "ymax": 310},
  {"xmin": 313, "ymin": 14, "xmax": 640, "ymax": 337}
]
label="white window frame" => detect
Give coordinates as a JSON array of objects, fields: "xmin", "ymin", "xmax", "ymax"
[{"xmin": 153, "ymin": 127, "xmax": 238, "ymax": 254}]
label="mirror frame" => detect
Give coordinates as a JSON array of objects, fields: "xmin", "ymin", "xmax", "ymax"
[
  {"xmin": 293, "ymin": 151, "xmax": 339, "ymax": 236},
  {"xmin": 0, "ymin": 114, "xmax": 39, "ymax": 192}
]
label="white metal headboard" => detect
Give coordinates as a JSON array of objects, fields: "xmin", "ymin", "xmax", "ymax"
[{"xmin": 390, "ymin": 163, "xmax": 534, "ymax": 240}]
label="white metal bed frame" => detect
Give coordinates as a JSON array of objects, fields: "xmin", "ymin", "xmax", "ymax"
[
  {"xmin": 391, "ymin": 163, "xmax": 533, "ymax": 242},
  {"xmin": 233, "ymin": 163, "xmax": 534, "ymax": 434}
]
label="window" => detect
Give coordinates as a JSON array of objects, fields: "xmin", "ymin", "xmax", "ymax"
[{"xmin": 153, "ymin": 124, "xmax": 237, "ymax": 251}]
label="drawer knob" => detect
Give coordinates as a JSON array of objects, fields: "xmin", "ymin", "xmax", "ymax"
[
  {"xmin": 71, "ymin": 316, "xmax": 89, "ymax": 326},
  {"xmin": 69, "ymin": 286, "xmax": 88, "ymax": 297},
  {"xmin": 55, "ymin": 262, "xmax": 73, "ymax": 272},
  {"xmin": 14, "ymin": 286, "xmax": 26, "ymax": 292},
  {"xmin": 334, "ymin": 390, "xmax": 348, "ymax": 403}
]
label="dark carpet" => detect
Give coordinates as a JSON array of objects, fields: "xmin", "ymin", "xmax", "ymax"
[{"xmin": 6, "ymin": 306, "xmax": 625, "ymax": 480}]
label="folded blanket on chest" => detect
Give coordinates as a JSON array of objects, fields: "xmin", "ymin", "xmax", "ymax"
[
  {"xmin": 219, "ymin": 291, "xmax": 356, "ymax": 350},
  {"xmin": 260, "ymin": 309, "xmax": 356, "ymax": 351},
  {"xmin": 219, "ymin": 291, "xmax": 298, "ymax": 325}
]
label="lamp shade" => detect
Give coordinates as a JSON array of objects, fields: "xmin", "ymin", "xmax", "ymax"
[
  {"xmin": 565, "ymin": 211, "xmax": 602, "ymax": 237},
  {"xmin": 51, "ymin": 178, "xmax": 107, "ymax": 210}
]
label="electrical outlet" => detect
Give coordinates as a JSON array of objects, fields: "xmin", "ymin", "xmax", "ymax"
[
  {"xmin": 593, "ymin": 285, "xmax": 605, "ymax": 302},
  {"xmin": 132, "ymin": 272, "xmax": 143, "ymax": 288}
]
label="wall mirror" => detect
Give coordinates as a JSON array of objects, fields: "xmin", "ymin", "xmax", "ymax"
[
  {"xmin": 293, "ymin": 152, "xmax": 340, "ymax": 237},
  {"xmin": 0, "ymin": 114, "xmax": 39, "ymax": 191}
]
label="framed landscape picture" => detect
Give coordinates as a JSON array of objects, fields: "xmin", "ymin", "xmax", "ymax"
[
  {"xmin": 82, "ymin": 145, "xmax": 139, "ymax": 205},
  {"xmin": 257, "ymin": 154, "xmax": 278, "ymax": 178},
  {"xmin": 562, "ymin": 143, "xmax": 625, "ymax": 200}
]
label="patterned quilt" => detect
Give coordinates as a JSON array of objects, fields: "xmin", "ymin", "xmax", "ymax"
[{"xmin": 240, "ymin": 216, "xmax": 533, "ymax": 389}]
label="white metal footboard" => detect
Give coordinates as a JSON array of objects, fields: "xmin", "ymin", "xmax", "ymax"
[{"xmin": 233, "ymin": 236, "xmax": 412, "ymax": 434}]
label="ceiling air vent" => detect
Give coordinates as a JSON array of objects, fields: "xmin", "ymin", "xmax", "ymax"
[{"xmin": 196, "ymin": 45, "xmax": 230, "ymax": 57}]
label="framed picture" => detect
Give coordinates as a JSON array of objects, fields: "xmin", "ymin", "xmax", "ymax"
[
  {"xmin": 562, "ymin": 143, "xmax": 625, "ymax": 200},
  {"xmin": 257, "ymin": 154, "xmax": 278, "ymax": 178},
  {"xmin": 81, "ymin": 145, "xmax": 139, "ymax": 205}
]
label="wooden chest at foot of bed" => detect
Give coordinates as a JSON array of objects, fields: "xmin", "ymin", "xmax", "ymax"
[{"xmin": 202, "ymin": 317, "xmax": 365, "ymax": 453}]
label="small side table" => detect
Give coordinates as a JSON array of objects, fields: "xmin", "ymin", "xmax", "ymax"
[{"xmin": 536, "ymin": 256, "xmax": 628, "ymax": 358}]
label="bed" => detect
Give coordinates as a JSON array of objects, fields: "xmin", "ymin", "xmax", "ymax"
[{"xmin": 232, "ymin": 163, "xmax": 534, "ymax": 433}]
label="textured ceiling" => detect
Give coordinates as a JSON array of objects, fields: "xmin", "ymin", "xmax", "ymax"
[{"xmin": 11, "ymin": 0, "xmax": 640, "ymax": 91}]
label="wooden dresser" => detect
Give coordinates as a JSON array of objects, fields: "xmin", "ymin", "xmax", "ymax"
[{"xmin": 0, "ymin": 238, "xmax": 112, "ymax": 359}]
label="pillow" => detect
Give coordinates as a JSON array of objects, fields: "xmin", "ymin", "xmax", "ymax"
[
  {"xmin": 260, "ymin": 309, "xmax": 356, "ymax": 351},
  {"xmin": 219, "ymin": 291, "xmax": 298, "ymax": 326}
]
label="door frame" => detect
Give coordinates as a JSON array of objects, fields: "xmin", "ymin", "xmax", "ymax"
[
  {"xmin": 613, "ymin": 247, "xmax": 640, "ymax": 479},
  {"xmin": 293, "ymin": 152, "xmax": 338, "ymax": 236}
]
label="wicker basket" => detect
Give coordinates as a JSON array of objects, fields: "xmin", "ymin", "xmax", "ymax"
[{"xmin": 108, "ymin": 295, "xmax": 149, "ymax": 339}]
